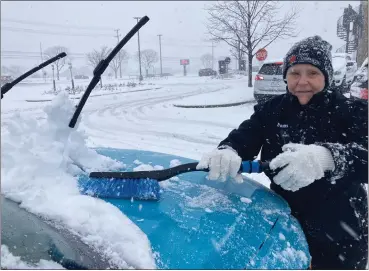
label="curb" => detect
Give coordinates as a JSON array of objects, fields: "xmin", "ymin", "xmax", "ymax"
[
  {"xmin": 173, "ymin": 99, "xmax": 256, "ymax": 108},
  {"xmin": 25, "ymin": 87, "xmax": 162, "ymax": 103}
]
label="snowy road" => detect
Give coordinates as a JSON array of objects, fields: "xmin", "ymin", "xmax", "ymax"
[{"xmin": 2, "ymin": 75, "xmax": 257, "ymax": 160}]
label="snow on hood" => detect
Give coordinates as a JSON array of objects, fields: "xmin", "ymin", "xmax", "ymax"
[{"xmin": 1, "ymin": 92, "xmax": 156, "ymax": 269}]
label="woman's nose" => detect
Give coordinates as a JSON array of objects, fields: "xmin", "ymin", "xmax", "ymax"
[{"xmin": 297, "ymin": 74, "xmax": 309, "ymax": 85}]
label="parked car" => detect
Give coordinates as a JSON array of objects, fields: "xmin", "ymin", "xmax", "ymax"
[
  {"xmin": 74, "ymin": 74, "xmax": 89, "ymax": 79},
  {"xmin": 3, "ymin": 148, "xmax": 312, "ymax": 269},
  {"xmin": 349, "ymin": 57, "xmax": 368, "ymax": 101},
  {"xmin": 199, "ymin": 68, "xmax": 217, "ymax": 77},
  {"xmin": 332, "ymin": 53, "xmax": 357, "ymax": 94},
  {"xmin": 253, "ymin": 60, "xmax": 285, "ymax": 103}
]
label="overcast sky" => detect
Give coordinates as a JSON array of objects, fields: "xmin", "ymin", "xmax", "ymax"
[{"xmin": 1, "ymin": 1, "xmax": 359, "ymax": 74}]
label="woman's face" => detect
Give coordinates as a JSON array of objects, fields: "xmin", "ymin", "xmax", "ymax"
[{"xmin": 286, "ymin": 64, "xmax": 326, "ymax": 105}]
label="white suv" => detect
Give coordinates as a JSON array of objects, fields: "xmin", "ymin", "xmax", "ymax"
[
  {"xmin": 332, "ymin": 53, "xmax": 357, "ymax": 93},
  {"xmin": 253, "ymin": 60, "xmax": 285, "ymax": 103}
]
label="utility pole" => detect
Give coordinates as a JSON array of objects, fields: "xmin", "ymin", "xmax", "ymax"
[
  {"xmin": 158, "ymin": 34, "xmax": 163, "ymax": 76},
  {"xmin": 134, "ymin": 17, "xmax": 143, "ymax": 81},
  {"xmin": 238, "ymin": 38, "xmax": 241, "ymax": 71},
  {"xmin": 68, "ymin": 62, "xmax": 75, "ymax": 91},
  {"xmin": 40, "ymin": 42, "xmax": 46, "ymax": 82},
  {"xmin": 114, "ymin": 29, "xmax": 122, "ymax": 78},
  {"xmin": 211, "ymin": 41, "xmax": 215, "ymax": 70},
  {"xmin": 51, "ymin": 64, "xmax": 56, "ymax": 93}
]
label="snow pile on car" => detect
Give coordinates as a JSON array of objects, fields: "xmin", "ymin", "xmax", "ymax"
[{"xmin": 1, "ymin": 92, "xmax": 156, "ymax": 269}]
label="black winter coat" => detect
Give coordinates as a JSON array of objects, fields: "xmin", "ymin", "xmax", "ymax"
[{"xmin": 219, "ymin": 88, "xmax": 368, "ymax": 264}]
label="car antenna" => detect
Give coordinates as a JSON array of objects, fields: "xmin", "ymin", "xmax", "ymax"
[
  {"xmin": 68, "ymin": 16, "xmax": 150, "ymax": 128},
  {"xmin": 1, "ymin": 52, "xmax": 67, "ymax": 99}
]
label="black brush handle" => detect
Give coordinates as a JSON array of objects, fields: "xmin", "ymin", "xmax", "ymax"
[{"xmin": 89, "ymin": 161, "xmax": 271, "ymax": 181}]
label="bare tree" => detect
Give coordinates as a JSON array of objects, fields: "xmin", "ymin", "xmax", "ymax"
[
  {"xmin": 206, "ymin": 1, "xmax": 300, "ymax": 86},
  {"xmin": 86, "ymin": 46, "xmax": 111, "ymax": 87},
  {"xmin": 109, "ymin": 50, "xmax": 129, "ymax": 79},
  {"xmin": 136, "ymin": 49, "xmax": 158, "ymax": 77},
  {"xmin": 44, "ymin": 46, "xmax": 69, "ymax": 80},
  {"xmin": 201, "ymin": 53, "xmax": 213, "ymax": 69}
]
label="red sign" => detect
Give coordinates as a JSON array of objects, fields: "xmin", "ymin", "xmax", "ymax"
[
  {"xmin": 180, "ymin": 59, "xmax": 190, "ymax": 65},
  {"xmin": 256, "ymin": 48, "xmax": 268, "ymax": 61}
]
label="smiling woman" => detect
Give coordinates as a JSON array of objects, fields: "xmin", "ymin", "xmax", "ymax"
[{"xmin": 286, "ymin": 64, "xmax": 325, "ymax": 105}]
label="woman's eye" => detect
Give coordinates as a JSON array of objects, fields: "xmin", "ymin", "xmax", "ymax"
[{"xmin": 309, "ymin": 71, "xmax": 318, "ymax": 76}]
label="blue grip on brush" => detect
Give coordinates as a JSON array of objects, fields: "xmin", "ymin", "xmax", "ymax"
[{"xmin": 240, "ymin": 161, "xmax": 262, "ymax": 173}]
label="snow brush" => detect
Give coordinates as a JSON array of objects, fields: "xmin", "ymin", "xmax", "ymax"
[
  {"xmin": 80, "ymin": 161, "xmax": 271, "ymax": 200},
  {"xmin": 1, "ymin": 52, "xmax": 67, "ymax": 99}
]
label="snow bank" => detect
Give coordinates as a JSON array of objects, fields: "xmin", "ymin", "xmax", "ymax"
[{"xmin": 1, "ymin": 92, "xmax": 156, "ymax": 269}]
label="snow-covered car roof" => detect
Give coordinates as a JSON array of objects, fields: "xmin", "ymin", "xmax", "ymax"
[
  {"xmin": 332, "ymin": 56, "xmax": 347, "ymax": 70},
  {"xmin": 262, "ymin": 59, "xmax": 284, "ymax": 65}
]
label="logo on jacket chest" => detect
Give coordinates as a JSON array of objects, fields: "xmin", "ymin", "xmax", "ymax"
[{"xmin": 277, "ymin": 123, "xmax": 289, "ymax": 128}]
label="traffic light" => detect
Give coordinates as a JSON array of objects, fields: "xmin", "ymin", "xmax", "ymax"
[
  {"xmin": 218, "ymin": 60, "xmax": 226, "ymax": 74},
  {"xmin": 239, "ymin": 60, "xmax": 246, "ymax": 71}
]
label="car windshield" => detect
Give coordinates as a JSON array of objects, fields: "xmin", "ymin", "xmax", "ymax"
[{"xmin": 259, "ymin": 64, "xmax": 283, "ymax": 75}]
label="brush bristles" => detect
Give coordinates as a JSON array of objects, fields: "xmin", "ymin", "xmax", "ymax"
[{"xmin": 78, "ymin": 178, "xmax": 161, "ymax": 200}]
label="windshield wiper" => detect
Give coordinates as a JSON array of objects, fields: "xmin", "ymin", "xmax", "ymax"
[
  {"xmin": 1, "ymin": 53, "xmax": 67, "ymax": 99},
  {"xmin": 68, "ymin": 16, "xmax": 150, "ymax": 128}
]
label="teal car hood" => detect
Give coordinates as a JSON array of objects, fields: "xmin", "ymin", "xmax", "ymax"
[{"xmin": 79, "ymin": 148, "xmax": 311, "ymax": 269}]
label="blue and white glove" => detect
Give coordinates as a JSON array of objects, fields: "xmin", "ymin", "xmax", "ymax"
[
  {"xmin": 197, "ymin": 146, "xmax": 244, "ymax": 183},
  {"xmin": 269, "ymin": 143, "xmax": 335, "ymax": 192}
]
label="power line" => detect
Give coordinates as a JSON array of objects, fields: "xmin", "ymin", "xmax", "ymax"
[
  {"xmin": 1, "ymin": 50, "xmax": 86, "ymax": 57},
  {"xmin": 2, "ymin": 26, "xmax": 112, "ymax": 37},
  {"xmin": 2, "ymin": 17, "xmax": 114, "ymax": 31},
  {"xmin": 3, "ymin": 26, "xmax": 217, "ymax": 48},
  {"xmin": 1, "ymin": 52, "xmax": 211, "ymax": 61}
]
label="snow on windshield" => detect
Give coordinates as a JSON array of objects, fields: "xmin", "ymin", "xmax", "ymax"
[{"xmin": 1, "ymin": 92, "xmax": 156, "ymax": 269}]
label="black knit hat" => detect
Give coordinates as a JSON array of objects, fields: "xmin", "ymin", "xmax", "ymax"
[{"xmin": 283, "ymin": 36, "xmax": 333, "ymax": 87}]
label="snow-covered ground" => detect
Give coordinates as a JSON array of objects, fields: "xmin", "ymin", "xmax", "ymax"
[
  {"xmin": 2, "ymin": 75, "xmax": 260, "ymax": 162},
  {"xmin": 1, "ymin": 74, "xmax": 274, "ymax": 268}
]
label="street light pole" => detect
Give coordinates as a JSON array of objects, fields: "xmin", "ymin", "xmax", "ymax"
[
  {"xmin": 114, "ymin": 29, "xmax": 122, "ymax": 78},
  {"xmin": 68, "ymin": 62, "xmax": 75, "ymax": 91},
  {"xmin": 134, "ymin": 17, "xmax": 143, "ymax": 81},
  {"xmin": 51, "ymin": 64, "xmax": 56, "ymax": 93},
  {"xmin": 158, "ymin": 34, "xmax": 163, "ymax": 77},
  {"xmin": 212, "ymin": 41, "xmax": 214, "ymax": 70}
]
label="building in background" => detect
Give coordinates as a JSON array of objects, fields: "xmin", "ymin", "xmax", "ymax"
[
  {"xmin": 336, "ymin": 1, "xmax": 368, "ymax": 66},
  {"xmin": 356, "ymin": 1, "xmax": 368, "ymax": 66}
]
